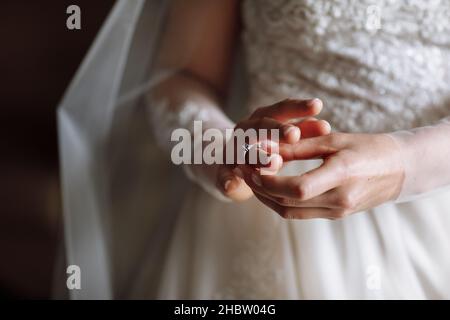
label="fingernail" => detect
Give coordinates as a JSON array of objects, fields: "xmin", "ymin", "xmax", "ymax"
[
  {"xmin": 259, "ymin": 140, "xmax": 278, "ymax": 152},
  {"xmin": 251, "ymin": 173, "xmax": 262, "ymax": 187},
  {"xmin": 282, "ymin": 125, "xmax": 300, "ymax": 143},
  {"xmin": 310, "ymin": 98, "xmax": 323, "ymax": 109},
  {"xmin": 260, "ymin": 154, "xmax": 282, "ymax": 175},
  {"xmin": 260, "ymin": 153, "xmax": 277, "ymax": 167},
  {"xmin": 283, "ymin": 125, "xmax": 297, "ymax": 137},
  {"xmin": 223, "ymin": 179, "xmax": 232, "ymax": 192},
  {"xmin": 257, "ymin": 149, "xmax": 270, "ymax": 165},
  {"xmin": 268, "ymin": 153, "xmax": 281, "ymax": 165},
  {"xmin": 321, "ymin": 120, "xmax": 331, "ymax": 131}
]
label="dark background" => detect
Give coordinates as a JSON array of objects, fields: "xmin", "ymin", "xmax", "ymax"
[{"xmin": 0, "ymin": 0, "xmax": 115, "ymax": 299}]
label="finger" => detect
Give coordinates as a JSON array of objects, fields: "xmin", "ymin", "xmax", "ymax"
[
  {"xmin": 227, "ymin": 179, "xmax": 253, "ymax": 202},
  {"xmin": 236, "ymin": 117, "xmax": 300, "ymax": 144},
  {"xmin": 224, "ymin": 129, "xmax": 278, "ymax": 167},
  {"xmin": 250, "ymin": 98, "xmax": 323, "ymax": 122},
  {"xmin": 248, "ymin": 152, "xmax": 283, "ymax": 174},
  {"xmin": 253, "ymin": 192, "xmax": 333, "ymax": 220},
  {"xmin": 241, "ymin": 164, "xmax": 307, "ymax": 204},
  {"xmin": 217, "ymin": 165, "xmax": 238, "ymax": 193},
  {"xmin": 239, "ymin": 161, "xmax": 280, "ymax": 185},
  {"xmin": 241, "ymin": 164, "xmax": 342, "ymax": 208},
  {"xmin": 228, "ymin": 138, "xmax": 281, "ymax": 167},
  {"xmin": 217, "ymin": 166, "xmax": 253, "ymax": 202},
  {"xmin": 250, "ymin": 182, "xmax": 343, "ymax": 209},
  {"xmin": 255, "ymin": 159, "xmax": 347, "ymax": 200},
  {"xmin": 278, "ymin": 133, "xmax": 344, "ymax": 162},
  {"xmin": 294, "ymin": 119, "xmax": 331, "ymax": 138}
]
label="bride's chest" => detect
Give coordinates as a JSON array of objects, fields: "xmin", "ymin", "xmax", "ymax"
[{"xmin": 242, "ymin": 0, "xmax": 450, "ymax": 46}]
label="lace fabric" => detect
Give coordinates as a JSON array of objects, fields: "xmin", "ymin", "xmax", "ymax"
[
  {"xmin": 147, "ymin": 78, "xmax": 235, "ymax": 201},
  {"xmin": 242, "ymin": 0, "xmax": 450, "ymax": 133}
]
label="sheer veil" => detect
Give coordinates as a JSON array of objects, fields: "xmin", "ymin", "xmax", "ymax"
[{"xmin": 57, "ymin": 0, "xmax": 246, "ymax": 299}]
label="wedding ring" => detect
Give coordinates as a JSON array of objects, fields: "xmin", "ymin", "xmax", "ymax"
[
  {"xmin": 242, "ymin": 142, "xmax": 263, "ymax": 155},
  {"xmin": 242, "ymin": 143, "xmax": 253, "ymax": 154}
]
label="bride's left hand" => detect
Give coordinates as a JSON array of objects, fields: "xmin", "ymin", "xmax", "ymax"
[{"xmin": 241, "ymin": 132, "xmax": 406, "ymax": 219}]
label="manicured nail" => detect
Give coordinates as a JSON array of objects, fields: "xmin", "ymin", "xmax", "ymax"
[
  {"xmin": 257, "ymin": 149, "xmax": 270, "ymax": 165},
  {"xmin": 321, "ymin": 120, "xmax": 331, "ymax": 131},
  {"xmin": 258, "ymin": 140, "xmax": 278, "ymax": 152},
  {"xmin": 251, "ymin": 173, "xmax": 262, "ymax": 187},
  {"xmin": 223, "ymin": 179, "xmax": 232, "ymax": 192},
  {"xmin": 268, "ymin": 153, "xmax": 281, "ymax": 165},
  {"xmin": 282, "ymin": 125, "xmax": 300, "ymax": 143},
  {"xmin": 260, "ymin": 154, "xmax": 282, "ymax": 175},
  {"xmin": 283, "ymin": 125, "xmax": 297, "ymax": 137},
  {"xmin": 310, "ymin": 98, "xmax": 323, "ymax": 109}
]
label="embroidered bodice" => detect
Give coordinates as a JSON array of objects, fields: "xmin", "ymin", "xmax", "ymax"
[{"xmin": 242, "ymin": 0, "xmax": 450, "ymax": 132}]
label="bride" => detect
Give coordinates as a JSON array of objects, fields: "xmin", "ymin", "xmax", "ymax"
[{"xmin": 59, "ymin": 0, "xmax": 450, "ymax": 299}]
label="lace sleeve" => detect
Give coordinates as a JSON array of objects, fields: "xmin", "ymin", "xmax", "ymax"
[
  {"xmin": 388, "ymin": 116, "xmax": 450, "ymax": 203},
  {"xmin": 146, "ymin": 73, "xmax": 235, "ymax": 201}
]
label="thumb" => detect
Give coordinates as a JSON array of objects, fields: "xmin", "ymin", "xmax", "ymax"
[{"xmin": 217, "ymin": 166, "xmax": 253, "ymax": 202}]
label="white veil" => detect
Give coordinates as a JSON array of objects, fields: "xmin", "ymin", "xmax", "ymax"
[{"xmin": 57, "ymin": 0, "xmax": 246, "ymax": 299}]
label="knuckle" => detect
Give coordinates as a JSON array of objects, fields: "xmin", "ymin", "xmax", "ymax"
[
  {"xmin": 293, "ymin": 181, "xmax": 309, "ymax": 200},
  {"xmin": 325, "ymin": 132, "xmax": 343, "ymax": 145},
  {"xmin": 331, "ymin": 209, "xmax": 347, "ymax": 220},
  {"xmin": 278, "ymin": 207, "xmax": 293, "ymax": 219},
  {"xmin": 337, "ymin": 193, "xmax": 355, "ymax": 210}
]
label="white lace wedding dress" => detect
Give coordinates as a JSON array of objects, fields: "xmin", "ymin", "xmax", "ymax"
[{"xmin": 145, "ymin": 0, "xmax": 450, "ymax": 299}]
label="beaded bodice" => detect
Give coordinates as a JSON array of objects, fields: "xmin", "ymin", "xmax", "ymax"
[{"xmin": 242, "ymin": 0, "xmax": 450, "ymax": 132}]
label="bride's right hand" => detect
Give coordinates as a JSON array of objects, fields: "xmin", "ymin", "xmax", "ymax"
[{"xmin": 216, "ymin": 98, "xmax": 330, "ymax": 201}]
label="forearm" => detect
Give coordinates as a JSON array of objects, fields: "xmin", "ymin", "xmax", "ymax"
[{"xmin": 388, "ymin": 116, "xmax": 450, "ymax": 202}]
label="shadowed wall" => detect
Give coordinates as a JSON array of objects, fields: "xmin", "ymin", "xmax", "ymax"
[{"xmin": 0, "ymin": 0, "xmax": 114, "ymax": 299}]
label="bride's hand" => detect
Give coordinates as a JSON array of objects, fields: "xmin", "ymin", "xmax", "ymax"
[
  {"xmin": 241, "ymin": 132, "xmax": 405, "ymax": 218},
  {"xmin": 215, "ymin": 98, "xmax": 330, "ymax": 201}
]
